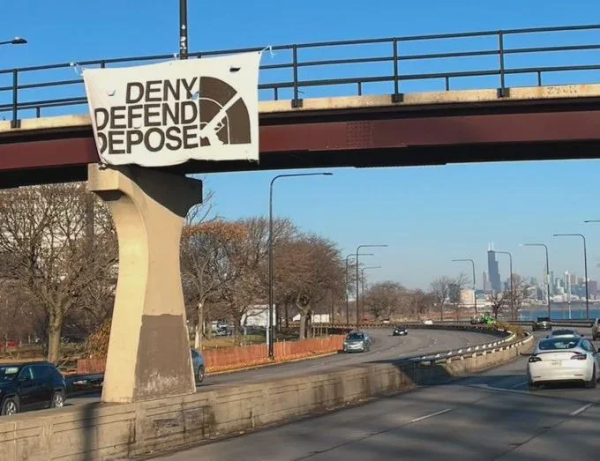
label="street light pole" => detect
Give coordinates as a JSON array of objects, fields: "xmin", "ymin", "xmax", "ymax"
[
  {"xmin": 179, "ymin": 0, "xmax": 188, "ymax": 59},
  {"xmin": 520, "ymin": 243, "xmax": 551, "ymax": 318},
  {"xmin": 451, "ymin": 259, "xmax": 477, "ymax": 315},
  {"xmin": 0, "ymin": 37, "xmax": 27, "ymax": 46},
  {"xmin": 360, "ymin": 266, "xmax": 381, "ymax": 320},
  {"xmin": 345, "ymin": 253, "xmax": 373, "ymax": 325},
  {"xmin": 554, "ymin": 233, "xmax": 589, "ymax": 319},
  {"xmin": 268, "ymin": 173, "xmax": 332, "ymax": 358},
  {"xmin": 496, "ymin": 251, "xmax": 514, "ymax": 317},
  {"xmin": 355, "ymin": 245, "xmax": 387, "ymax": 328}
]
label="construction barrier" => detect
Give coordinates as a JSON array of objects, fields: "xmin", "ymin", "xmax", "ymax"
[{"xmin": 77, "ymin": 335, "xmax": 346, "ymax": 375}]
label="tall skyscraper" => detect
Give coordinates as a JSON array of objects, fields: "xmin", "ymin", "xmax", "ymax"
[
  {"xmin": 483, "ymin": 271, "xmax": 490, "ymax": 291},
  {"xmin": 487, "ymin": 244, "xmax": 502, "ymax": 292}
]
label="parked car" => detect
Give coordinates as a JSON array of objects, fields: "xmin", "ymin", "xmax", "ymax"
[
  {"xmin": 423, "ymin": 319, "xmax": 434, "ymax": 325},
  {"xmin": 592, "ymin": 318, "xmax": 600, "ymax": 341},
  {"xmin": 527, "ymin": 336, "xmax": 600, "ymax": 389},
  {"xmin": 343, "ymin": 331, "xmax": 372, "ymax": 353},
  {"xmin": 532, "ymin": 317, "xmax": 552, "ymax": 331},
  {"xmin": 392, "ymin": 325, "xmax": 408, "ymax": 336},
  {"xmin": 191, "ymin": 349, "xmax": 205, "ymax": 384},
  {"xmin": 0, "ymin": 362, "xmax": 67, "ymax": 416}
]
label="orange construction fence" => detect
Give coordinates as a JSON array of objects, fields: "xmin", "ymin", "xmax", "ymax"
[{"xmin": 77, "ymin": 335, "xmax": 346, "ymax": 375}]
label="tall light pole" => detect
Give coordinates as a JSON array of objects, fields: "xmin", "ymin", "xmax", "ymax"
[
  {"xmin": 520, "ymin": 243, "xmax": 551, "ymax": 318},
  {"xmin": 452, "ymin": 259, "xmax": 477, "ymax": 315},
  {"xmin": 360, "ymin": 266, "xmax": 381, "ymax": 320},
  {"xmin": 356, "ymin": 244, "xmax": 387, "ymax": 327},
  {"xmin": 554, "ymin": 233, "xmax": 589, "ymax": 319},
  {"xmin": 268, "ymin": 172, "xmax": 332, "ymax": 358},
  {"xmin": 496, "ymin": 251, "xmax": 514, "ymax": 317},
  {"xmin": 0, "ymin": 37, "xmax": 27, "ymax": 46},
  {"xmin": 345, "ymin": 253, "xmax": 373, "ymax": 325},
  {"xmin": 179, "ymin": 0, "xmax": 188, "ymax": 59}
]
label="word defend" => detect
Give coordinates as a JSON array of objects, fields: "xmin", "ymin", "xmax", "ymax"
[{"xmin": 83, "ymin": 52, "xmax": 261, "ymax": 167}]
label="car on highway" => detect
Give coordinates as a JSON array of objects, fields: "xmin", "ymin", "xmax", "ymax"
[
  {"xmin": 592, "ymin": 318, "xmax": 600, "ymax": 341},
  {"xmin": 527, "ymin": 336, "xmax": 600, "ymax": 389},
  {"xmin": 531, "ymin": 316, "xmax": 552, "ymax": 331},
  {"xmin": 191, "ymin": 348, "xmax": 205, "ymax": 384},
  {"xmin": 422, "ymin": 319, "xmax": 434, "ymax": 325},
  {"xmin": 392, "ymin": 325, "xmax": 408, "ymax": 336},
  {"xmin": 545, "ymin": 329, "xmax": 582, "ymax": 339},
  {"xmin": 0, "ymin": 362, "xmax": 67, "ymax": 416},
  {"xmin": 343, "ymin": 331, "xmax": 372, "ymax": 352}
]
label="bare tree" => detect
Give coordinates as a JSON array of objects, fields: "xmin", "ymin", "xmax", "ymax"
[
  {"xmin": 181, "ymin": 220, "xmax": 246, "ymax": 348},
  {"xmin": 275, "ymin": 234, "xmax": 343, "ymax": 339},
  {"xmin": 0, "ymin": 184, "xmax": 117, "ymax": 363},
  {"xmin": 363, "ymin": 281, "xmax": 405, "ymax": 320},
  {"xmin": 505, "ymin": 274, "xmax": 529, "ymax": 321},
  {"xmin": 490, "ymin": 291, "xmax": 507, "ymax": 320}
]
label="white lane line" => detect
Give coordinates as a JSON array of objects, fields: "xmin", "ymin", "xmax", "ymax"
[
  {"xmin": 510, "ymin": 381, "xmax": 527, "ymax": 389},
  {"xmin": 409, "ymin": 408, "xmax": 453, "ymax": 423},
  {"xmin": 570, "ymin": 403, "xmax": 593, "ymax": 416}
]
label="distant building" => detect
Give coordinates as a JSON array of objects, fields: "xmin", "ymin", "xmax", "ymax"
[
  {"xmin": 487, "ymin": 247, "xmax": 502, "ymax": 292},
  {"xmin": 482, "ymin": 271, "xmax": 490, "ymax": 291},
  {"xmin": 459, "ymin": 289, "xmax": 475, "ymax": 307},
  {"xmin": 570, "ymin": 273, "xmax": 577, "ymax": 286},
  {"xmin": 589, "ymin": 280, "xmax": 598, "ymax": 298}
]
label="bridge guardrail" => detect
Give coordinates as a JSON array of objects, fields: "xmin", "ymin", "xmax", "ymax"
[{"xmin": 2, "ymin": 24, "xmax": 600, "ymax": 126}]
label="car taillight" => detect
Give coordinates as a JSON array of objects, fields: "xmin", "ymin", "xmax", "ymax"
[
  {"xmin": 528, "ymin": 355, "xmax": 542, "ymax": 363},
  {"xmin": 571, "ymin": 353, "xmax": 587, "ymax": 360}
]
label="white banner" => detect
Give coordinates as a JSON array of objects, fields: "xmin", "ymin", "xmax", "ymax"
[{"xmin": 83, "ymin": 52, "xmax": 261, "ymax": 167}]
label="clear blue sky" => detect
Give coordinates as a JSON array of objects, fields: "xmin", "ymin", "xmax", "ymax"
[{"xmin": 3, "ymin": 0, "xmax": 600, "ymax": 289}]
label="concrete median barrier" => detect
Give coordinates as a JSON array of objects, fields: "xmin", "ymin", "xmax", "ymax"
[{"xmin": 0, "ymin": 329, "xmax": 533, "ymax": 461}]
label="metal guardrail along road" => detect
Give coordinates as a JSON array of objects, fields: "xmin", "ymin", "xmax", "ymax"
[{"xmin": 2, "ymin": 24, "xmax": 600, "ymax": 127}]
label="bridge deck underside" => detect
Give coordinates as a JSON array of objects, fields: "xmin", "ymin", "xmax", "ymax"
[{"xmin": 2, "ymin": 93, "xmax": 600, "ymax": 187}]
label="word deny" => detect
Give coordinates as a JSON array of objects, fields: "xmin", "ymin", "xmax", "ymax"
[{"xmin": 93, "ymin": 78, "xmax": 212, "ymax": 154}]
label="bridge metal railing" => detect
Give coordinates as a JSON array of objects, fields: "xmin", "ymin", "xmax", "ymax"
[{"xmin": 2, "ymin": 24, "xmax": 600, "ymax": 127}]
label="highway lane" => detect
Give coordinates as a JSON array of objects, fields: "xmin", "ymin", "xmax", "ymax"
[
  {"xmin": 66, "ymin": 328, "xmax": 498, "ymax": 406},
  {"xmin": 153, "ymin": 331, "xmax": 600, "ymax": 461}
]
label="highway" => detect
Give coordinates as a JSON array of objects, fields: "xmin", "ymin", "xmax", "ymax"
[
  {"xmin": 153, "ymin": 331, "xmax": 600, "ymax": 461},
  {"xmin": 66, "ymin": 328, "xmax": 497, "ymax": 406}
]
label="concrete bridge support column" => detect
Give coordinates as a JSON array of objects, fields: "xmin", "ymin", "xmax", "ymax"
[{"xmin": 87, "ymin": 164, "xmax": 202, "ymax": 403}]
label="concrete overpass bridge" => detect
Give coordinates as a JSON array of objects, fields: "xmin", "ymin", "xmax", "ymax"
[{"xmin": 1, "ymin": 23, "xmax": 600, "ymax": 408}]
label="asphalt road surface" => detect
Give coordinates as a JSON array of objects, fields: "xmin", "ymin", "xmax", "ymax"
[
  {"xmin": 66, "ymin": 328, "xmax": 497, "ymax": 406},
  {"xmin": 154, "ymin": 331, "xmax": 600, "ymax": 461}
]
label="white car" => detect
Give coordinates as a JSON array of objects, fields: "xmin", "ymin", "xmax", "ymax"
[
  {"xmin": 527, "ymin": 336, "xmax": 600, "ymax": 389},
  {"xmin": 423, "ymin": 319, "xmax": 433, "ymax": 325}
]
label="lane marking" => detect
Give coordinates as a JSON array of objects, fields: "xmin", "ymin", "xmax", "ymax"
[
  {"xmin": 570, "ymin": 403, "xmax": 593, "ymax": 416},
  {"xmin": 510, "ymin": 381, "xmax": 527, "ymax": 389},
  {"xmin": 409, "ymin": 408, "xmax": 453, "ymax": 423}
]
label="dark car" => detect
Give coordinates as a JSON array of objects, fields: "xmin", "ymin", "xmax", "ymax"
[
  {"xmin": 0, "ymin": 362, "xmax": 67, "ymax": 416},
  {"xmin": 393, "ymin": 325, "xmax": 408, "ymax": 336},
  {"xmin": 532, "ymin": 317, "xmax": 553, "ymax": 331}
]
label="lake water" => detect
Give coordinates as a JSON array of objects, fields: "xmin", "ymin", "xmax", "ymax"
[{"xmin": 519, "ymin": 303, "xmax": 600, "ymax": 321}]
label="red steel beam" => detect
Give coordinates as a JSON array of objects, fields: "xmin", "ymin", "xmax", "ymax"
[{"xmin": 2, "ymin": 109, "xmax": 600, "ymax": 174}]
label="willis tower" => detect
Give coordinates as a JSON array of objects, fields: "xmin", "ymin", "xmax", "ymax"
[{"xmin": 487, "ymin": 243, "xmax": 502, "ymax": 292}]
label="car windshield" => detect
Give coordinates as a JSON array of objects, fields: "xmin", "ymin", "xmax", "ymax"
[
  {"xmin": 346, "ymin": 333, "xmax": 364, "ymax": 341},
  {"xmin": 538, "ymin": 338, "xmax": 579, "ymax": 350},
  {"xmin": 551, "ymin": 329, "xmax": 577, "ymax": 336},
  {"xmin": 537, "ymin": 317, "xmax": 550, "ymax": 322},
  {"xmin": 0, "ymin": 366, "xmax": 20, "ymax": 382}
]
